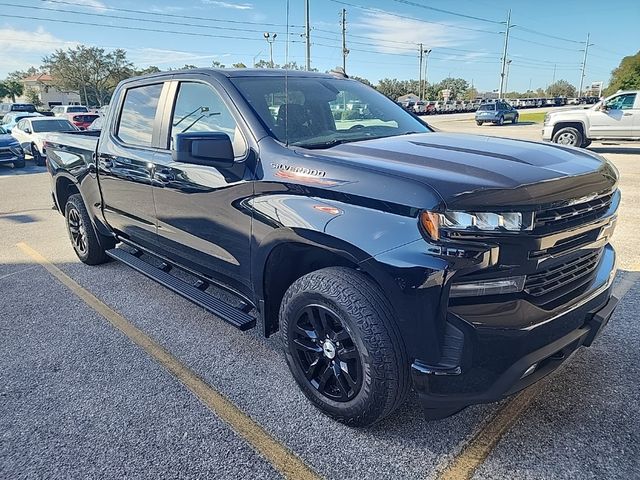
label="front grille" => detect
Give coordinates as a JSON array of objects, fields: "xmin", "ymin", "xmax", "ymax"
[
  {"xmin": 0, "ymin": 147, "xmax": 13, "ymax": 160},
  {"xmin": 524, "ymin": 249, "xmax": 602, "ymax": 298},
  {"xmin": 535, "ymin": 192, "xmax": 613, "ymax": 230}
]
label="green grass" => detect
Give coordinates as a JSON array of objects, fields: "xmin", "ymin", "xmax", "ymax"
[{"xmin": 517, "ymin": 112, "xmax": 546, "ymax": 123}]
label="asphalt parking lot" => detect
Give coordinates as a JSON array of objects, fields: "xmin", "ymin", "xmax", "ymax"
[{"xmin": 1, "ymin": 120, "xmax": 639, "ymax": 479}]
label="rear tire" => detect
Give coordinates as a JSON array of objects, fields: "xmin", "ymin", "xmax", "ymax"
[
  {"xmin": 552, "ymin": 126, "xmax": 583, "ymax": 147},
  {"xmin": 476, "ymin": 121, "xmax": 483, "ymax": 126},
  {"xmin": 32, "ymin": 144, "xmax": 45, "ymax": 166},
  {"xmin": 496, "ymin": 116, "xmax": 504, "ymax": 126},
  {"xmin": 65, "ymin": 194, "xmax": 112, "ymax": 265},
  {"xmin": 280, "ymin": 267, "xmax": 410, "ymax": 427}
]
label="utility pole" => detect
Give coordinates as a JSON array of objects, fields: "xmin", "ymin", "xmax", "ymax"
[
  {"xmin": 498, "ymin": 9, "xmax": 513, "ymax": 99},
  {"xmin": 552, "ymin": 63, "xmax": 557, "ymax": 84},
  {"xmin": 304, "ymin": 0, "xmax": 311, "ymax": 71},
  {"xmin": 264, "ymin": 32, "xmax": 277, "ymax": 68},
  {"xmin": 578, "ymin": 33, "xmax": 593, "ymax": 97},
  {"xmin": 341, "ymin": 8, "xmax": 349, "ymax": 73},
  {"xmin": 418, "ymin": 43, "xmax": 424, "ymax": 100}
]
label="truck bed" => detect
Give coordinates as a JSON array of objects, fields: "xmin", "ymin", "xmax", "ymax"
[{"xmin": 45, "ymin": 132, "xmax": 99, "ymax": 169}]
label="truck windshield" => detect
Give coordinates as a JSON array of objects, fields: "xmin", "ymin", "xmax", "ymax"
[{"xmin": 230, "ymin": 75, "xmax": 430, "ymax": 149}]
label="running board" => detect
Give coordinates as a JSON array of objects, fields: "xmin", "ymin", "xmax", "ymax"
[{"xmin": 106, "ymin": 248, "xmax": 256, "ymax": 331}]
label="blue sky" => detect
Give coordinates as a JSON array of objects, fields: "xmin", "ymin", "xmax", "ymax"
[{"xmin": 1, "ymin": 0, "xmax": 638, "ymax": 92}]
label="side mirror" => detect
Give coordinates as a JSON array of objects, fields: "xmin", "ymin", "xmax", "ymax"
[
  {"xmin": 24, "ymin": 127, "xmax": 32, "ymax": 134},
  {"xmin": 172, "ymin": 132, "xmax": 235, "ymax": 168},
  {"xmin": 599, "ymin": 103, "xmax": 609, "ymax": 112}
]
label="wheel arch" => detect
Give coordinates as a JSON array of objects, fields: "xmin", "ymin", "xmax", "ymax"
[
  {"xmin": 256, "ymin": 230, "xmax": 383, "ymax": 338},
  {"xmin": 54, "ymin": 174, "xmax": 81, "ymax": 215},
  {"xmin": 552, "ymin": 120, "xmax": 587, "ymax": 139}
]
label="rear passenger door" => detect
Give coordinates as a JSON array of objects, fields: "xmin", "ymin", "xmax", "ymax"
[
  {"xmin": 97, "ymin": 79, "xmax": 170, "ymax": 250},
  {"xmin": 590, "ymin": 92, "xmax": 637, "ymax": 138}
]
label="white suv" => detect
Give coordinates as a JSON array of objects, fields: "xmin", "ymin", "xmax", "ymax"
[
  {"xmin": 51, "ymin": 105, "xmax": 89, "ymax": 117},
  {"xmin": 542, "ymin": 90, "xmax": 639, "ymax": 147}
]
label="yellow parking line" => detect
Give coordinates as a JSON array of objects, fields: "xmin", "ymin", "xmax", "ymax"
[
  {"xmin": 16, "ymin": 242, "xmax": 320, "ymax": 480},
  {"xmin": 437, "ymin": 271, "xmax": 640, "ymax": 480},
  {"xmin": 435, "ymin": 387, "xmax": 539, "ymax": 480}
]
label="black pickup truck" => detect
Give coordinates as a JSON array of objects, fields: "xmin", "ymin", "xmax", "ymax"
[{"xmin": 46, "ymin": 69, "xmax": 620, "ymax": 426}]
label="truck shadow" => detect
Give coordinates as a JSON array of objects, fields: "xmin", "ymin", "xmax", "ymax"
[{"xmin": 588, "ymin": 146, "xmax": 640, "ymax": 155}]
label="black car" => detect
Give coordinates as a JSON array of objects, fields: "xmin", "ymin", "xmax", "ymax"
[{"xmin": 45, "ymin": 69, "xmax": 619, "ymax": 426}]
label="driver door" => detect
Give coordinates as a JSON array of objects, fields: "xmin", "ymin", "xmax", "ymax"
[{"xmin": 590, "ymin": 92, "xmax": 637, "ymax": 138}]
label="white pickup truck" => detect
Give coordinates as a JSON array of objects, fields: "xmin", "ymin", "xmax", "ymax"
[{"xmin": 543, "ymin": 90, "xmax": 639, "ymax": 147}]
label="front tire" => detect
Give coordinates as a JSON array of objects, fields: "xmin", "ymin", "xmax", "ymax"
[
  {"xmin": 552, "ymin": 126, "xmax": 583, "ymax": 147},
  {"xmin": 476, "ymin": 121, "xmax": 483, "ymax": 126},
  {"xmin": 496, "ymin": 116, "xmax": 504, "ymax": 126},
  {"xmin": 512, "ymin": 115, "xmax": 518, "ymax": 124},
  {"xmin": 65, "ymin": 194, "xmax": 111, "ymax": 265},
  {"xmin": 280, "ymin": 267, "xmax": 410, "ymax": 427}
]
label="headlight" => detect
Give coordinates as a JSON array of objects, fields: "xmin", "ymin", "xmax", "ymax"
[
  {"xmin": 543, "ymin": 113, "xmax": 550, "ymax": 125},
  {"xmin": 419, "ymin": 210, "xmax": 533, "ymax": 240},
  {"xmin": 9, "ymin": 144, "xmax": 23, "ymax": 155}
]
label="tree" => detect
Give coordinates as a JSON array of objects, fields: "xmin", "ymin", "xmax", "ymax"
[
  {"xmin": 254, "ymin": 59, "xmax": 274, "ymax": 69},
  {"xmin": 433, "ymin": 77, "xmax": 469, "ymax": 100},
  {"xmin": 351, "ymin": 76, "xmax": 373, "ymax": 87},
  {"xmin": 24, "ymin": 87, "xmax": 42, "ymax": 107},
  {"xmin": 375, "ymin": 78, "xmax": 409, "ymax": 99},
  {"xmin": 606, "ymin": 51, "xmax": 640, "ymax": 95},
  {"xmin": 43, "ymin": 45, "xmax": 133, "ymax": 106},
  {"xmin": 135, "ymin": 66, "xmax": 161, "ymax": 76},
  {"xmin": 0, "ymin": 80, "xmax": 24, "ymax": 102},
  {"xmin": 546, "ymin": 80, "xmax": 576, "ymax": 98},
  {"xmin": 211, "ymin": 60, "xmax": 226, "ymax": 68},
  {"xmin": 6, "ymin": 67, "xmax": 40, "ymax": 82},
  {"xmin": 232, "ymin": 62, "xmax": 247, "ymax": 68}
]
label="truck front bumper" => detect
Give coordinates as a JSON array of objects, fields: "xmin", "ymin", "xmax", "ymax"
[
  {"xmin": 411, "ymin": 244, "xmax": 618, "ymax": 409},
  {"xmin": 542, "ymin": 125, "xmax": 554, "ymax": 141}
]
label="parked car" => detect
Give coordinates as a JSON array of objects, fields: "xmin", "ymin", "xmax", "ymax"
[
  {"xmin": 543, "ymin": 90, "xmax": 640, "ymax": 147},
  {"xmin": 10, "ymin": 117, "xmax": 78, "ymax": 165},
  {"xmin": 87, "ymin": 115, "xmax": 104, "ymax": 131},
  {"xmin": 475, "ymin": 101, "xmax": 518, "ymax": 125},
  {"xmin": 1, "ymin": 111, "xmax": 43, "ymax": 133},
  {"xmin": 45, "ymin": 69, "xmax": 619, "ymax": 427},
  {"xmin": 0, "ymin": 126, "xmax": 25, "ymax": 168},
  {"xmin": 0, "ymin": 102, "xmax": 37, "ymax": 120},
  {"xmin": 64, "ymin": 112, "xmax": 100, "ymax": 130},
  {"xmin": 51, "ymin": 105, "xmax": 89, "ymax": 117}
]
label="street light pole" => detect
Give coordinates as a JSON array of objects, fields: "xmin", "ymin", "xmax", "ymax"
[
  {"xmin": 423, "ymin": 48, "xmax": 431, "ymax": 100},
  {"xmin": 264, "ymin": 32, "xmax": 277, "ymax": 68},
  {"xmin": 504, "ymin": 59, "xmax": 512, "ymax": 96}
]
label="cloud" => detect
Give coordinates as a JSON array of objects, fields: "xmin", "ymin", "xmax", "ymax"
[
  {"xmin": 201, "ymin": 0, "xmax": 253, "ymax": 10},
  {"xmin": 127, "ymin": 48, "xmax": 225, "ymax": 66},
  {"xmin": 0, "ymin": 27, "xmax": 78, "ymax": 75},
  {"xmin": 354, "ymin": 11, "xmax": 472, "ymax": 54},
  {"xmin": 44, "ymin": 0, "xmax": 107, "ymax": 12}
]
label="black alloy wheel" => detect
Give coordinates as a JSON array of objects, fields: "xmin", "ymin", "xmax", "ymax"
[
  {"xmin": 67, "ymin": 205, "xmax": 88, "ymax": 257},
  {"xmin": 291, "ymin": 304, "xmax": 362, "ymax": 402}
]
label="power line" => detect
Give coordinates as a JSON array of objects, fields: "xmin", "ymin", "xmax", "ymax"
[
  {"xmin": 513, "ymin": 26, "xmax": 582, "ymax": 44},
  {"xmin": 1, "ymin": 13, "xmax": 303, "ymax": 44},
  {"xmin": 325, "ymin": 0, "xmax": 501, "ymax": 35},
  {"xmin": 510, "ymin": 35, "xmax": 582, "ymax": 52},
  {"xmin": 2, "ymin": 3, "xmax": 297, "ymax": 37},
  {"xmin": 41, "ymin": 0, "xmax": 303, "ymax": 28},
  {"xmin": 389, "ymin": 0, "xmax": 502, "ymax": 24}
]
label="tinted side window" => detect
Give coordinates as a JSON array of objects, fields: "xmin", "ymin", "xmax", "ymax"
[
  {"xmin": 117, "ymin": 83, "xmax": 163, "ymax": 147},
  {"xmin": 170, "ymin": 82, "xmax": 246, "ymax": 157}
]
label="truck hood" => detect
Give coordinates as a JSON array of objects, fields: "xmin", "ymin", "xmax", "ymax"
[{"xmin": 319, "ymin": 132, "xmax": 617, "ymax": 210}]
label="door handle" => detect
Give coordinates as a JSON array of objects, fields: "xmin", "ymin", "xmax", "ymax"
[{"xmin": 98, "ymin": 158, "xmax": 114, "ymax": 170}]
